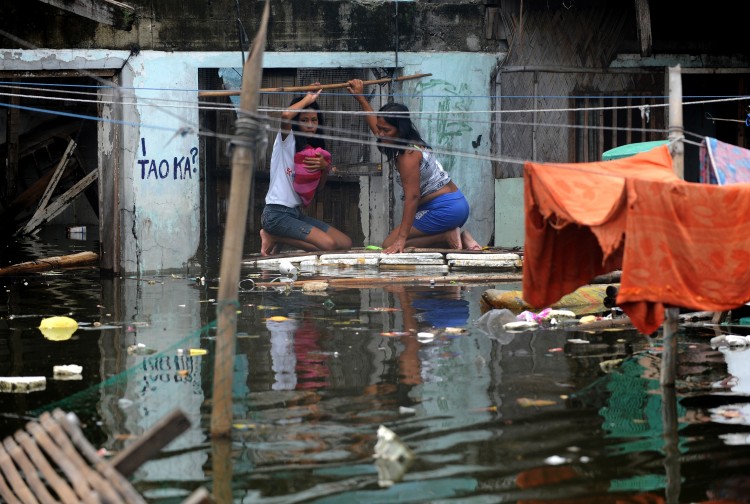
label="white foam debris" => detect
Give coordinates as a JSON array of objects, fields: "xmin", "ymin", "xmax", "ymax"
[
  {"xmin": 0, "ymin": 376, "xmax": 47, "ymax": 393},
  {"xmin": 53, "ymin": 364, "xmax": 83, "ymax": 380}
]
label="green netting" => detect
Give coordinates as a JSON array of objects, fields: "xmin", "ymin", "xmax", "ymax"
[{"xmin": 601, "ymin": 140, "xmax": 669, "ymax": 161}]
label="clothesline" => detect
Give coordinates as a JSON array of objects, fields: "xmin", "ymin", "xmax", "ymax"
[{"xmin": 1, "ymin": 84, "xmax": 746, "ymax": 119}]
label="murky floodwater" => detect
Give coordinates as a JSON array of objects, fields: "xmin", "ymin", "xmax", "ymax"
[{"xmin": 2, "ymin": 232, "xmax": 750, "ymax": 503}]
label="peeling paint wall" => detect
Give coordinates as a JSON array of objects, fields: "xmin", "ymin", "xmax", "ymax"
[{"xmin": 119, "ymin": 54, "xmax": 202, "ymax": 275}]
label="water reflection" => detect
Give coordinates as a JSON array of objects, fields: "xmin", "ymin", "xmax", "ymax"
[{"xmin": 3, "ymin": 238, "xmax": 750, "ymax": 502}]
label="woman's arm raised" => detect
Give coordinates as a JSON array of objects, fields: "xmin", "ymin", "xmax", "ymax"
[{"xmin": 346, "ymin": 79, "xmax": 378, "ymax": 135}]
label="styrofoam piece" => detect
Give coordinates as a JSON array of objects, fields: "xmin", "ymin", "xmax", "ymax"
[
  {"xmin": 53, "ymin": 365, "xmax": 83, "ymax": 380},
  {"xmin": 0, "ymin": 376, "xmax": 47, "ymax": 393},
  {"xmin": 448, "ymin": 258, "xmax": 522, "ymax": 268},
  {"xmin": 319, "ymin": 253, "xmax": 379, "ymax": 266},
  {"xmin": 379, "ymin": 253, "xmax": 445, "ymax": 265},
  {"xmin": 445, "ymin": 253, "xmax": 521, "ymax": 261},
  {"xmin": 379, "ymin": 264, "xmax": 450, "ymax": 272},
  {"xmin": 248, "ymin": 256, "xmax": 312, "ymax": 267}
]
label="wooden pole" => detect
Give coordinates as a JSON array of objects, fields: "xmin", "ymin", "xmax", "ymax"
[
  {"xmin": 211, "ymin": 0, "xmax": 270, "ymax": 440},
  {"xmin": 668, "ymin": 65, "xmax": 684, "ymax": 180},
  {"xmin": 198, "ymin": 73, "xmax": 433, "ymax": 98},
  {"xmin": 661, "ymin": 65, "xmax": 684, "ymax": 502},
  {"xmin": 661, "ymin": 65, "xmax": 684, "ymax": 388},
  {"xmin": 0, "ymin": 251, "xmax": 98, "ymax": 276}
]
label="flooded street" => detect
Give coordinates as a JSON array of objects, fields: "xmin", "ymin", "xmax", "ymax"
[{"xmin": 2, "ymin": 232, "xmax": 750, "ymax": 503}]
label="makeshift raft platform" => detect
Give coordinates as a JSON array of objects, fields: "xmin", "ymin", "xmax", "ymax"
[{"xmin": 245, "ymin": 248, "xmax": 522, "ymax": 274}]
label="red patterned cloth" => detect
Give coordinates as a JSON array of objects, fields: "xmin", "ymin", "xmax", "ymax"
[{"xmin": 523, "ymin": 145, "xmax": 750, "ymax": 334}]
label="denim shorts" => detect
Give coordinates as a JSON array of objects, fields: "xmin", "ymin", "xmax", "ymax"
[
  {"xmin": 413, "ymin": 189, "xmax": 470, "ymax": 234},
  {"xmin": 262, "ymin": 204, "xmax": 331, "ymax": 241}
]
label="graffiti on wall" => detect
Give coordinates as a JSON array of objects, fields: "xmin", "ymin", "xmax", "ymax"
[
  {"xmin": 414, "ymin": 79, "xmax": 474, "ymax": 171},
  {"xmin": 137, "ymin": 137, "xmax": 198, "ymax": 180}
]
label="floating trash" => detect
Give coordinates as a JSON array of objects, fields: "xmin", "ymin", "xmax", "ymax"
[
  {"xmin": 711, "ymin": 334, "xmax": 750, "ymax": 349},
  {"xmin": 335, "ymin": 309, "xmax": 358, "ymax": 315},
  {"xmin": 38, "ymin": 316, "xmax": 78, "ymax": 341},
  {"xmin": 0, "ymin": 376, "xmax": 46, "ymax": 393},
  {"xmin": 53, "ymin": 364, "xmax": 83, "ymax": 380},
  {"xmin": 278, "ymin": 260, "xmax": 299, "ymax": 277},
  {"xmin": 127, "ymin": 343, "xmax": 156, "ymax": 355},
  {"xmin": 544, "ymin": 455, "xmax": 568, "ymax": 465},
  {"xmin": 417, "ymin": 332, "xmax": 435, "ymax": 343},
  {"xmin": 373, "ymin": 425, "xmax": 415, "ymax": 487},
  {"xmin": 504, "ymin": 320, "xmax": 539, "ymax": 331},
  {"xmin": 302, "ymin": 281, "xmax": 328, "ymax": 292},
  {"xmin": 443, "ymin": 327, "xmax": 466, "ymax": 334},
  {"xmin": 517, "ymin": 398, "xmax": 557, "ymax": 407}
]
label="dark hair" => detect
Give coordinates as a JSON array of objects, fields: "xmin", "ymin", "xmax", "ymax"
[
  {"xmin": 376, "ymin": 102, "xmax": 429, "ymax": 160},
  {"xmin": 289, "ymin": 95, "xmax": 326, "ymax": 152}
]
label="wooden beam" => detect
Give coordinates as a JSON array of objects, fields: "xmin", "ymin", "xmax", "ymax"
[
  {"xmin": 18, "ymin": 139, "xmax": 77, "ymax": 236},
  {"xmin": 634, "ymin": 0, "xmax": 652, "ymax": 57},
  {"xmin": 36, "ymin": 0, "xmax": 136, "ymax": 31},
  {"xmin": 18, "ymin": 168, "xmax": 98, "ymax": 235},
  {"xmin": 0, "ymin": 251, "xmax": 98, "ymax": 276},
  {"xmin": 199, "ymin": 73, "xmax": 433, "ymax": 98},
  {"xmin": 111, "ymin": 409, "xmax": 191, "ymax": 478}
]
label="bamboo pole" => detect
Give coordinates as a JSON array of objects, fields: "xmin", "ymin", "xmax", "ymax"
[
  {"xmin": 660, "ymin": 65, "xmax": 684, "ymax": 504},
  {"xmin": 0, "ymin": 251, "xmax": 98, "ymax": 276},
  {"xmin": 661, "ymin": 65, "xmax": 683, "ymax": 388},
  {"xmin": 198, "ymin": 73, "xmax": 433, "ymax": 98},
  {"xmin": 211, "ymin": 0, "xmax": 270, "ymax": 441}
]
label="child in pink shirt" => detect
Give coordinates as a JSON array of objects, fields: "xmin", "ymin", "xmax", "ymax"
[{"xmin": 294, "ymin": 145, "xmax": 331, "ymax": 206}]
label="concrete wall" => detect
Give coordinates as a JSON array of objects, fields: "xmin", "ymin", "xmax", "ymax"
[
  {"xmin": 3, "ymin": 1, "xmax": 495, "ymax": 53},
  {"xmin": 494, "ymin": 177, "xmax": 524, "ymax": 248}
]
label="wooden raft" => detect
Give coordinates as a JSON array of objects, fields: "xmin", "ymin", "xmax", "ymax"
[{"xmin": 0, "ymin": 408, "xmax": 212, "ymax": 504}]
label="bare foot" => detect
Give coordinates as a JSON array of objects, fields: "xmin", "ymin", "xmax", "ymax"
[
  {"xmin": 461, "ymin": 230, "xmax": 483, "ymax": 251},
  {"xmin": 260, "ymin": 229, "xmax": 276, "ymax": 257},
  {"xmin": 445, "ymin": 227, "xmax": 462, "ymax": 249}
]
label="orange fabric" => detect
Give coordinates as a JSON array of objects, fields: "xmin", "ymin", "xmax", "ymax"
[{"xmin": 523, "ymin": 145, "xmax": 750, "ymax": 334}]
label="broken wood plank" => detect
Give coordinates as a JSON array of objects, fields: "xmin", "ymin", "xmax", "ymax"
[
  {"xmin": 19, "ymin": 169, "xmax": 98, "ymax": 235},
  {"xmin": 5, "ymin": 158, "xmax": 78, "ymax": 221},
  {"xmin": 0, "ymin": 251, "xmax": 98, "ymax": 277},
  {"xmin": 111, "ymin": 409, "xmax": 191, "ymax": 478},
  {"xmin": 19, "ymin": 139, "xmax": 77, "ymax": 235}
]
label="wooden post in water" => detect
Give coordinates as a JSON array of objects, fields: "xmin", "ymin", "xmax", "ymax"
[
  {"xmin": 211, "ymin": 0, "xmax": 270, "ymax": 438},
  {"xmin": 662, "ymin": 65, "xmax": 683, "ymax": 388},
  {"xmin": 662, "ymin": 64, "xmax": 683, "ymax": 504}
]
